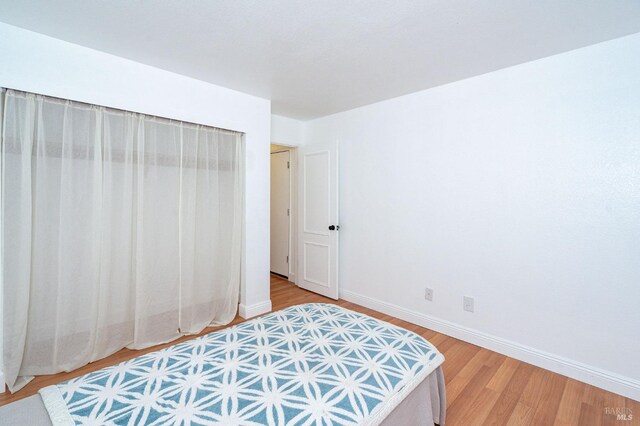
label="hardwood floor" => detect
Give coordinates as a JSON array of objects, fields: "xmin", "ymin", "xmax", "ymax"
[{"xmin": 1, "ymin": 274, "xmax": 637, "ymax": 425}]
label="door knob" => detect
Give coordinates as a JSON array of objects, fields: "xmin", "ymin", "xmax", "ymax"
[{"xmin": 328, "ymin": 225, "xmax": 340, "ymax": 231}]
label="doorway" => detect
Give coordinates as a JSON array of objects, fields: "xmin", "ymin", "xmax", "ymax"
[
  {"xmin": 269, "ymin": 139, "xmax": 339, "ymax": 300},
  {"xmin": 270, "ymin": 144, "xmax": 296, "ymax": 282}
]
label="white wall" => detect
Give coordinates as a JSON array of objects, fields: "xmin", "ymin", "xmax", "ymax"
[
  {"xmin": 0, "ymin": 23, "xmax": 273, "ymax": 381},
  {"xmin": 305, "ymin": 33, "xmax": 640, "ymax": 399},
  {"xmin": 271, "ymin": 114, "xmax": 304, "ymax": 146}
]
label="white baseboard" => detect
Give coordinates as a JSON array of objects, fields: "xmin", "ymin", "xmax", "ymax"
[
  {"xmin": 0, "ymin": 371, "xmax": 5, "ymax": 394},
  {"xmin": 340, "ymin": 288, "xmax": 640, "ymax": 401},
  {"xmin": 238, "ymin": 300, "xmax": 272, "ymax": 319}
]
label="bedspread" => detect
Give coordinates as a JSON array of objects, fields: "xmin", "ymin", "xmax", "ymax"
[{"xmin": 40, "ymin": 303, "xmax": 444, "ymax": 426}]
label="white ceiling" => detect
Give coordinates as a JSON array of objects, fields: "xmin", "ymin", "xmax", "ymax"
[{"xmin": 2, "ymin": 1, "xmax": 640, "ymax": 120}]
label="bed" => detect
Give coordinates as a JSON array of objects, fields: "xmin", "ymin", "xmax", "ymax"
[{"xmin": 0, "ymin": 303, "xmax": 446, "ymax": 425}]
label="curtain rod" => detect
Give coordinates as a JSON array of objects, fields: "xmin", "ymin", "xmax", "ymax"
[{"xmin": 1, "ymin": 87, "xmax": 244, "ymax": 136}]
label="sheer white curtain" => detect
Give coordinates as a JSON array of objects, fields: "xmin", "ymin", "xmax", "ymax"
[{"xmin": 1, "ymin": 89, "xmax": 243, "ymax": 392}]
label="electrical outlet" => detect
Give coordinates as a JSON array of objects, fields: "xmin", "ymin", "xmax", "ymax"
[
  {"xmin": 463, "ymin": 296, "xmax": 474, "ymax": 313},
  {"xmin": 424, "ymin": 288, "xmax": 433, "ymax": 301}
]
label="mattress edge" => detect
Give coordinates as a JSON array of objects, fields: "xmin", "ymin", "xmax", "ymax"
[
  {"xmin": 364, "ymin": 352, "xmax": 446, "ymax": 426},
  {"xmin": 39, "ymin": 385, "xmax": 74, "ymax": 426}
]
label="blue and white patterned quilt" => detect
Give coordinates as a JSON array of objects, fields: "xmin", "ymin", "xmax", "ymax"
[{"xmin": 40, "ymin": 303, "xmax": 444, "ymax": 425}]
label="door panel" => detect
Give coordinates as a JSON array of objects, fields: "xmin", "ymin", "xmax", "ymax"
[
  {"xmin": 270, "ymin": 151, "xmax": 290, "ymax": 276},
  {"xmin": 303, "ymin": 242, "xmax": 330, "ymax": 287},
  {"xmin": 298, "ymin": 141, "xmax": 338, "ymax": 299},
  {"xmin": 303, "ymin": 152, "xmax": 330, "ymax": 235}
]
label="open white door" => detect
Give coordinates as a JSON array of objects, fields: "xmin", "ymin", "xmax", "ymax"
[{"xmin": 298, "ymin": 140, "xmax": 339, "ymax": 299}]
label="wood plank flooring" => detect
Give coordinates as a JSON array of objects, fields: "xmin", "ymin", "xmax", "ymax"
[{"xmin": 0, "ymin": 274, "xmax": 638, "ymax": 425}]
